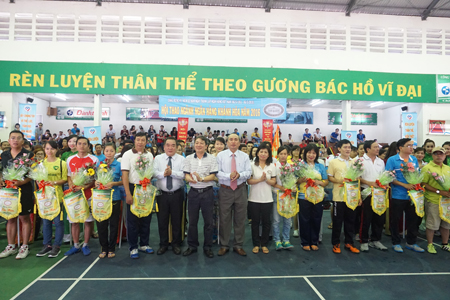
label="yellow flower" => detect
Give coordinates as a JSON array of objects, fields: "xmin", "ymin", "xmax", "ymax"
[
  {"xmin": 88, "ymin": 169, "xmax": 95, "ymax": 176},
  {"xmin": 103, "ymin": 169, "xmax": 108, "ymax": 173},
  {"xmin": 100, "ymin": 164, "xmax": 108, "ymax": 168}
]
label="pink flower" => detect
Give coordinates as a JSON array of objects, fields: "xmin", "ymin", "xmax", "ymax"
[
  {"xmin": 14, "ymin": 164, "xmax": 19, "ymax": 168},
  {"xmin": 20, "ymin": 161, "xmax": 24, "ymax": 165},
  {"xmin": 25, "ymin": 159, "xmax": 29, "ymax": 162},
  {"xmin": 13, "ymin": 160, "xmax": 18, "ymax": 163},
  {"xmin": 23, "ymin": 153, "xmax": 27, "ymax": 156},
  {"xmin": 432, "ymin": 172, "xmax": 437, "ymax": 177}
]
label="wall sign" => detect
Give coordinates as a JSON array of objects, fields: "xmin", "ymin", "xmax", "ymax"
[
  {"xmin": 328, "ymin": 112, "xmax": 377, "ymax": 125},
  {"xmin": 56, "ymin": 107, "xmax": 110, "ymax": 121}
]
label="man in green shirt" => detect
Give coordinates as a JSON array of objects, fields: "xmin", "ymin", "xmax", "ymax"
[{"xmin": 422, "ymin": 147, "xmax": 450, "ymax": 254}]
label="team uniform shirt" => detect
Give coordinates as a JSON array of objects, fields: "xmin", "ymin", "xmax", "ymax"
[
  {"xmin": 360, "ymin": 154, "xmax": 385, "ymax": 189},
  {"xmin": 248, "ymin": 162, "xmax": 277, "ymax": 203},
  {"xmin": 328, "ymin": 156, "xmax": 352, "ymax": 202},
  {"xmin": 303, "ymin": 133, "xmax": 312, "ymax": 141},
  {"xmin": 61, "ymin": 150, "xmax": 78, "ymax": 162},
  {"xmin": 154, "ymin": 153, "xmax": 185, "ymax": 192},
  {"xmin": 272, "ymin": 160, "xmax": 285, "ymax": 192},
  {"xmin": 216, "ymin": 149, "xmax": 252, "ymax": 187},
  {"xmin": 385, "ymin": 154, "xmax": 419, "ymax": 200},
  {"xmin": 121, "ymin": 151, "xmax": 153, "ymax": 185},
  {"xmin": 67, "ymin": 154, "xmax": 99, "ymax": 199},
  {"xmin": 95, "ymin": 153, "xmax": 106, "ymax": 162},
  {"xmin": 357, "ymin": 133, "xmax": 366, "ymax": 142},
  {"xmin": 330, "ymin": 132, "xmax": 340, "ymax": 141},
  {"xmin": 43, "ymin": 158, "xmax": 68, "ymax": 202},
  {"xmin": 422, "ymin": 162, "xmax": 450, "ymax": 205},
  {"xmin": 107, "ymin": 160, "xmax": 122, "ymax": 201},
  {"xmin": 299, "ymin": 162, "xmax": 327, "ymax": 199},
  {"xmin": 71, "ymin": 128, "xmax": 77, "ymax": 135},
  {"xmin": 182, "ymin": 152, "xmax": 218, "ymax": 189}
]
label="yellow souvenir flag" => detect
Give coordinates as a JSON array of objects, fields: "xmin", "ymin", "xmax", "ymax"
[{"xmin": 272, "ymin": 125, "xmax": 280, "ymax": 158}]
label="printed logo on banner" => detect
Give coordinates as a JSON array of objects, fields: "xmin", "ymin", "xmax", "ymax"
[
  {"xmin": 442, "ymin": 86, "xmax": 450, "ymax": 96},
  {"xmin": 24, "ymin": 106, "xmax": 31, "ymax": 112},
  {"xmin": 67, "ymin": 110, "xmax": 73, "ymax": 116},
  {"xmin": 263, "ymin": 121, "xmax": 272, "ymax": 128},
  {"xmin": 178, "ymin": 119, "xmax": 187, "ymax": 126},
  {"xmin": 406, "ymin": 114, "xmax": 413, "ymax": 120},
  {"xmin": 263, "ymin": 103, "xmax": 285, "ymax": 118},
  {"xmin": 89, "ymin": 128, "xmax": 96, "ymax": 135},
  {"xmin": 346, "ymin": 133, "xmax": 352, "ymax": 139}
]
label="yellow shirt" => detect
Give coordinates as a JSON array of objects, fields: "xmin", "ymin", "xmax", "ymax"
[
  {"xmin": 422, "ymin": 162, "xmax": 450, "ymax": 205},
  {"xmin": 327, "ymin": 156, "xmax": 352, "ymax": 202},
  {"xmin": 43, "ymin": 158, "xmax": 68, "ymax": 202}
]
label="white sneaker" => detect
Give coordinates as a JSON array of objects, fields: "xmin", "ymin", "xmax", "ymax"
[
  {"xmin": 293, "ymin": 230, "xmax": 299, "ymax": 238},
  {"xmin": 360, "ymin": 243, "xmax": 369, "ymax": 252},
  {"xmin": 369, "ymin": 241, "xmax": 388, "ymax": 251},
  {"xmin": 0, "ymin": 245, "xmax": 18, "ymax": 258},
  {"xmin": 16, "ymin": 245, "xmax": 30, "ymax": 260}
]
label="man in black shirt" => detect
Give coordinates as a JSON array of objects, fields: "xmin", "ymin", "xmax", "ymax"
[{"xmin": 0, "ymin": 130, "xmax": 34, "ymax": 260}]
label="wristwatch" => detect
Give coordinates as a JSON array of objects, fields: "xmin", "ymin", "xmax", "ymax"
[{"xmin": 436, "ymin": 190, "xmax": 440, "ymax": 194}]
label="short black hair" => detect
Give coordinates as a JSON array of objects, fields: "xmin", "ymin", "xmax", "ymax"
[
  {"xmin": 277, "ymin": 145, "xmax": 290, "ymax": 156},
  {"xmin": 95, "ymin": 144, "xmax": 102, "ymax": 148},
  {"xmin": 337, "ymin": 139, "xmax": 352, "ymax": 149},
  {"xmin": 238, "ymin": 144, "xmax": 247, "ymax": 151},
  {"xmin": 254, "ymin": 144, "xmax": 273, "ymax": 166},
  {"xmin": 397, "ymin": 138, "xmax": 411, "ymax": 150},
  {"xmin": 164, "ymin": 136, "xmax": 177, "ymax": 145},
  {"xmin": 135, "ymin": 132, "xmax": 147, "ymax": 139},
  {"xmin": 123, "ymin": 139, "xmax": 134, "ymax": 145},
  {"xmin": 104, "ymin": 142, "xmax": 116, "ymax": 152},
  {"xmin": 363, "ymin": 140, "xmax": 377, "ymax": 153},
  {"xmin": 302, "ymin": 144, "xmax": 319, "ymax": 164},
  {"xmin": 443, "ymin": 141, "xmax": 450, "ymax": 148},
  {"xmin": 76, "ymin": 136, "xmax": 90, "ymax": 145},
  {"xmin": 414, "ymin": 147, "xmax": 425, "ymax": 154},
  {"xmin": 9, "ymin": 130, "xmax": 24, "ymax": 139},
  {"xmin": 194, "ymin": 136, "xmax": 209, "ymax": 145},
  {"xmin": 45, "ymin": 140, "xmax": 58, "ymax": 150}
]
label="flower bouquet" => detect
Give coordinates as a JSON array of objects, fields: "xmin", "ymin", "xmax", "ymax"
[
  {"xmin": 428, "ymin": 172, "xmax": 450, "ymax": 223},
  {"xmin": 361, "ymin": 170, "xmax": 396, "ymax": 216},
  {"xmin": 29, "ymin": 163, "xmax": 60, "ymax": 221},
  {"xmin": 298, "ymin": 163, "xmax": 325, "ymax": 205},
  {"xmin": 131, "ymin": 154, "xmax": 157, "ymax": 218},
  {"xmin": 401, "ymin": 159, "xmax": 425, "ymax": 217},
  {"xmin": 341, "ymin": 157, "xmax": 364, "ymax": 210},
  {"xmin": 276, "ymin": 163, "xmax": 299, "ymax": 219},
  {"xmin": 63, "ymin": 166, "xmax": 95, "ymax": 223},
  {"xmin": 0, "ymin": 153, "xmax": 34, "ymax": 220},
  {"xmin": 91, "ymin": 162, "xmax": 115, "ymax": 222}
]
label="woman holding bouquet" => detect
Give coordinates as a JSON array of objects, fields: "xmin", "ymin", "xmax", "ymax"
[
  {"xmin": 297, "ymin": 144, "xmax": 328, "ymax": 251},
  {"xmin": 36, "ymin": 141, "xmax": 68, "ymax": 258},
  {"xmin": 95, "ymin": 143, "xmax": 123, "ymax": 258},
  {"xmin": 247, "ymin": 144, "xmax": 276, "ymax": 254}
]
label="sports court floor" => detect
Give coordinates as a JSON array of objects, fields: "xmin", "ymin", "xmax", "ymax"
[{"xmin": 1, "ymin": 212, "xmax": 449, "ymax": 300}]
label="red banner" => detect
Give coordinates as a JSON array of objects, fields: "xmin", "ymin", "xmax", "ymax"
[
  {"xmin": 177, "ymin": 118, "xmax": 189, "ymax": 141},
  {"xmin": 262, "ymin": 119, "xmax": 273, "ymax": 142}
]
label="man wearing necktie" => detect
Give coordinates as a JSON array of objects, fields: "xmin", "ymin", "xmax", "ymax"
[
  {"xmin": 216, "ymin": 133, "xmax": 252, "ymax": 256},
  {"xmin": 154, "ymin": 137, "xmax": 186, "ymax": 255}
]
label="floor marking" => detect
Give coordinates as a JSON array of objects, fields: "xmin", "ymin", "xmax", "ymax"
[
  {"xmin": 417, "ymin": 236, "xmax": 444, "ymax": 248},
  {"xmin": 304, "ymin": 277, "xmax": 326, "ymax": 300},
  {"xmin": 38, "ymin": 272, "xmax": 450, "ymax": 281},
  {"xmin": 11, "ymin": 256, "xmax": 68, "ymax": 300},
  {"xmin": 57, "ymin": 258, "xmax": 99, "ymax": 300}
]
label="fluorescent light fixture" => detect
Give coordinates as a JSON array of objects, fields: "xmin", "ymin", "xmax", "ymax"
[
  {"xmin": 369, "ymin": 102, "xmax": 384, "ymax": 108},
  {"xmin": 54, "ymin": 93, "xmax": 66, "ymax": 101},
  {"xmin": 122, "ymin": 95, "xmax": 131, "ymax": 102},
  {"xmin": 311, "ymin": 99, "xmax": 322, "ymax": 106}
]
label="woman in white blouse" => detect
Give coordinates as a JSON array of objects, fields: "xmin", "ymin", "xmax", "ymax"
[{"xmin": 247, "ymin": 144, "xmax": 277, "ymax": 254}]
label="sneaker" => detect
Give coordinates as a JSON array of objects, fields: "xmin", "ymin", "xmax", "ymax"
[
  {"xmin": 405, "ymin": 243, "xmax": 425, "ymax": 253},
  {"xmin": 282, "ymin": 241, "xmax": 294, "ymax": 250},
  {"xmin": 36, "ymin": 245, "xmax": 52, "ymax": 257},
  {"xmin": 16, "ymin": 245, "xmax": 30, "ymax": 260},
  {"xmin": 48, "ymin": 247, "xmax": 61, "ymax": 258},
  {"xmin": 332, "ymin": 244, "xmax": 341, "ymax": 254},
  {"xmin": 138, "ymin": 246, "xmax": 154, "ymax": 254},
  {"xmin": 392, "ymin": 244, "xmax": 403, "ymax": 253},
  {"xmin": 369, "ymin": 241, "xmax": 388, "ymax": 251},
  {"xmin": 345, "ymin": 243, "xmax": 360, "ymax": 254},
  {"xmin": 293, "ymin": 230, "xmax": 299, "ymax": 238},
  {"xmin": 0, "ymin": 245, "xmax": 18, "ymax": 258},
  {"xmin": 360, "ymin": 243, "xmax": 369, "ymax": 252},
  {"xmin": 275, "ymin": 241, "xmax": 283, "ymax": 251},
  {"xmin": 442, "ymin": 244, "xmax": 450, "ymax": 252},
  {"xmin": 130, "ymin": 249, "xmax": 139, "ymax": 259},
  {"xmin": 64, "ymin": 246, "xmax": 81, "ymax": 256},
  {"xmin": 82, "ymin": 246, "xmax": 91, "ymax": 256},
  {"xmin": 427, "ymin": 244, "xmax": 437, "ymax": 254}
]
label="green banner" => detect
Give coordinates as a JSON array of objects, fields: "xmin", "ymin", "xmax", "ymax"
[
  {"xmin": 437, "ymin": 74, "xmax": 450, "ymax": 103},
  {"xmin": 328, "ymin": 112, "xmax": 377, "ymax": 125},
  {"xmin": 0, "ymin": 60, "xmax": 436, "ymax": 103},
  {"xmin": 195, "ymin": 118, "xmax": 247, "ymax": 123}
]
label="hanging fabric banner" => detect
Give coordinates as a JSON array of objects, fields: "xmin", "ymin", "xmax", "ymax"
[
  {"xmin": 262, "ymin": 119, "xmax": 273, "ymax": 142},
  {"xmin": 19, "ymin": 103, "xmax": 36, "ymax": 141},
  {"xmin": 177, "ymin": 118, "xmax": 189, "ymax": 142},
  {"xmin": 402, "ymin": 112, "xmax": 418, "ymax": 146}
]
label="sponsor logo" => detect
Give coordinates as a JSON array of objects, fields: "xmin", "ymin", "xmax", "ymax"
[
  {"xmin": 263, "ymin": 103, "xmax": 285, "ymax": 118},
  {"xmin": 350, "ymin": 192, "xmax": 356, "ymax": 197},
  {"xmin": 89, "ymin": 128, "xmax": 96, "ymax": 135},
  {"xmin": 67, "ymin": 110, "xmax": 73, "ymax": 116},
  {"xmin": 44, "ymin": 201, "xmax": 52, "ymax": 207},
  {"xmin": 24, "ymin": 105, "xmax": 31, "ymax": 112},
  {"xmin": 346, "ymin": 133, "xmax": 352, "ymax": 139},
  {"xmin": 406, "ymin": 114, "xmax": 413, "ymax": 120},
  {"xmin": 97, "ymin": 202, "xmax": 104, "ymax": 208},
  {"xmin": 139, "ymin": 199, "xmax": 146, "ymax": 204},
  {"xmin": 4, "ymin": 200, "xmax": 11, "ymax": 206},
  {"xmin": 74, "ymin": 204, "xmax": 81, "ymax": 210}
]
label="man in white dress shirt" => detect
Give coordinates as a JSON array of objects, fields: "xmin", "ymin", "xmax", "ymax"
[
  {"xmin": 216, "ymin": 133, "xmax": 252, "ymax": 256},
  {"xmin": 154, "ymin": 137, "xmax": 186, "ymax": 255}
]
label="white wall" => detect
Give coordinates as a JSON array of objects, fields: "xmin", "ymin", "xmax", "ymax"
[{"xmin": 421, "ymin": 103, "xmax": 450, "ymax": 147}]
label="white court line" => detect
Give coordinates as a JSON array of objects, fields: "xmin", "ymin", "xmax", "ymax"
[
  {"xmin": 38, "ymin": 272, "xmax": 450, "ymax": 281},
  {"xmin": 11, "ymin": 256, "xmax": 68, "ymax": 300},
  {"xmin": 57, "ymin": 258, "xmax": 99, "ymax": 300},
  {"xmin": 417, "ymin": 236, "xmax": 444, "ymax": 248},
  {"xmin": 304, "ymin": 277, "xmax": 326, "ymax": 300}
]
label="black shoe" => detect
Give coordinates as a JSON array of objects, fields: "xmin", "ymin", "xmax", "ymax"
[
  {"xmin": 183, "ymin": 248, "xmax": 197, "ymax": 256},
  {"xmin": 48, "ymin": 246, "xmax": 61, "ymax": 258},
  {"xmin": 157, "ymin": 247, "xmax": 168, "ymax": 255},
  {"xmin": 204, "ymin": 249, "xmax": 214, "ymax": 258},
  {"xmin": 173, "ymin": 246, "xmax": 181, "ymax": 255}
]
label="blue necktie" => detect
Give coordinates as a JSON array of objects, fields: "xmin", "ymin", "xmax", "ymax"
[{"xmin": 167, "ymin": 156, "xmax": 173, "ymax": 190}]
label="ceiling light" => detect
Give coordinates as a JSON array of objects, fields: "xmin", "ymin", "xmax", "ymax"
[
  {"xmin": 54, "ymin": 93, "xmax": 66, "ymax": 101},
  {"xmin": 122, "ymin": 95, "xmax": 131, "ymax": 102},
  {"xmin": 369, "ymin": 102, "xmax": 384, "ymax": 108},
  {"xmin": 311, "ymin": 99, "xmax": 322, "ymax": 106}
]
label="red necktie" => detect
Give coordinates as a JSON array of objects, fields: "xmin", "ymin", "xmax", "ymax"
[{"xmin": 231, "ymin": 154, "xmax": 237, "ymax": 190}]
